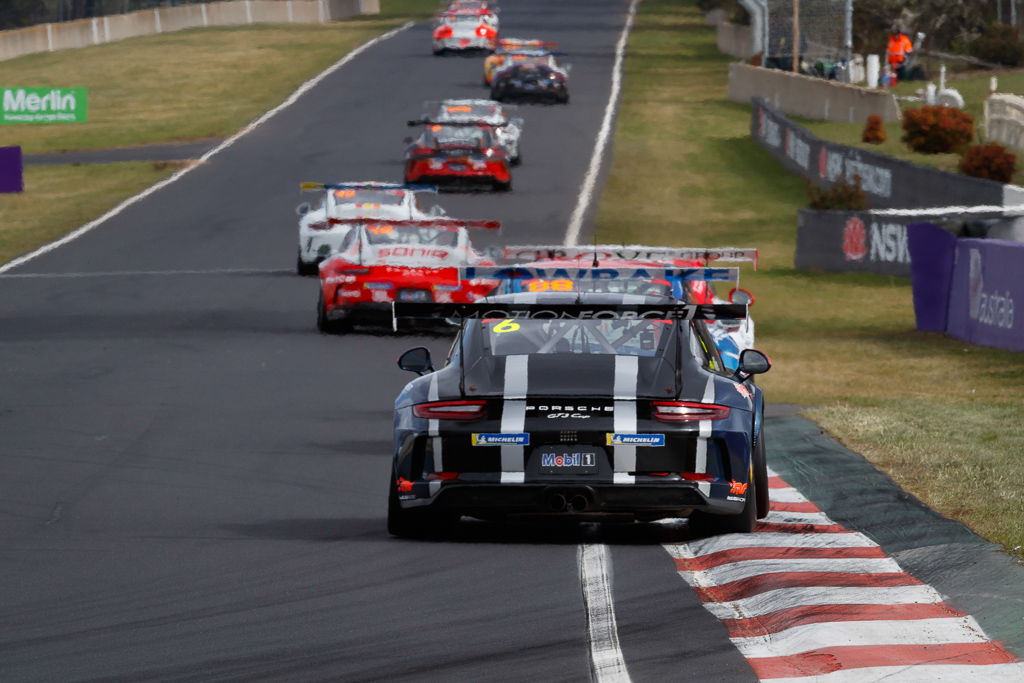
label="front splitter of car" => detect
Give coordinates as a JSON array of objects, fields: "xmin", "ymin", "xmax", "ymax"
[{"xmin": 399, "ymin": 482, "xmax": 745, "ymax": 519}]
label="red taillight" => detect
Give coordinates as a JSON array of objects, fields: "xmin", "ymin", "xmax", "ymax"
[
  {"xmin": 681, "ymin": 472, "xmax": 714, "ymax": 481},
  {"xmin": 413, "ymin": 400, "xmax": 486, "ymax": 420},
  {"xmin": 651, "ymin": 401, "xmax": 730, "ymax": 422},
  {"xmin": 434, "ymin": 25, "xmax": 452, "ymax": 39},
  {"xmin": 427, "ymin": 472, "xmax": 460, "ymax": 481}
]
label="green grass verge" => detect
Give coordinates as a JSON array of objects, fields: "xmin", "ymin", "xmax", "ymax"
[
  {"xmin": 0, "ymin": 1, "xmax": 435, "ymax": 265},
  {"xmin": 595, "ymin": 0, "xmax": 1024, "ymax": 559}
]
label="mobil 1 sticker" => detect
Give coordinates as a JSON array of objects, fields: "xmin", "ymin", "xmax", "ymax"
[{"xmin": 536, "ymin": 446, "xmax": 600, "ymax": 474}]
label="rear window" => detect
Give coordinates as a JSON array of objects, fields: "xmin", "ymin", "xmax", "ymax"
[
  {"xmin": 364, "ymin": 224, "xmax": 459, "ymax": 247},
  {"xmin": 332, "ymin": 189, "xmax": 404, "ymax": 206},
  {"xmin": 479, "ymin": 318, "xmax": 674, "ymax": 357}
]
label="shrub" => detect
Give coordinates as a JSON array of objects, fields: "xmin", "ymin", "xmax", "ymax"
[
  {"xmin": 807, "ymin": 175, "xmax": 869, "ymax": 211},
  {"xmin": 901, "ymin": 106, "xmax": 974, "ymax": 154},
  {"xmin": 959, "ymin": 144, "xmax": 1017, "ymax": 183},
  {"xmin": 862, "ymin": 115, "xmax": 886, "ymax": 144},
  {"xmin": 971, "ymin": 24, "xmax": 1024, "ymax": 67}
]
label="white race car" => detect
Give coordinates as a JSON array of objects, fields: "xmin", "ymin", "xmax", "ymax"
[
  {"xmin": 422, "ymin": 99, "xmax": 524, "ymax": 165},
  {"xmin": 295, "ymin": 182, "xmax": 445, "ymax": 275},
  {"xmin": 432, "ymin": 12, "xmax": 498, "ymax": 54}
]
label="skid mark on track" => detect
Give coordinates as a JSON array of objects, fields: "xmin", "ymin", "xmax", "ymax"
[
  {"xmin": 662, "ymin": 469, "xmax": 1024, "ymax": 681},
  {"xmin": 0, "ymin": 21, "xmax": 414, "ymax": 275}
]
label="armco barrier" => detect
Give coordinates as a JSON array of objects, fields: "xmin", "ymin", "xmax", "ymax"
[
  {"xmin": 0, "ymin": 0, "xmax": 379, "ymax": 62},
  {"xmin": 908, "ymin": 223, "xmax": 1024, "ymax": 351},
  {"xmin": 753, "ymin": 98, "xmax": 1024, "ymax": 209},
  {"xmin": 731, "ymin": 63, "xmax": 901, "ymax": 123}
]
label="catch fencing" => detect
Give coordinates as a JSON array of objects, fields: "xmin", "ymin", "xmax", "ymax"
[
  {"xmin": 0, "ymin": 0, "xmax": 379, "ymax": 62},
  {"xmin": 762, "ymin": 0, "xmax": 851, "ymax": 68}
]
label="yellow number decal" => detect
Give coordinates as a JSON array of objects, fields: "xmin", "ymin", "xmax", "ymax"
[
  {"xmin": 551, "ymin": 279, "xmax": 573, "ymax": 291},
  {"xmin": 527, "ymin": 280, "xmax": 549, "ymax": 292},
  {"xmin": 493, "ymin": 319, "xmax": 521, "ymax": 333}
]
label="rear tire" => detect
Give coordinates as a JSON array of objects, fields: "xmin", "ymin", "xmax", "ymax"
[
  {"xmin": 753, "ymin": 428, "xmax": 770, "ymax": 520},
  {"xmin": 689, "ymin": 467, "xmax": 757, "ymax": 537},
  {"xmin": 493, "ymin": 179, "xmax": 512, "ymax": 192},
  {"xmin": 316, "ymin": 289, "xmax": 350, "ymax": 334},
  {"xmin": 296, "ymin": 251, "xmax": 318, "ymax": 276},
  {"xmin": 387, "ymin": 467, "xmax": 456, "ymax": 538}
]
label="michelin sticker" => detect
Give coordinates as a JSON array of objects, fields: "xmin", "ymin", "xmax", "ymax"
[
  {"xmin": 471, "ymin": 433, "xmax": 530, "ymax": 446},
  {"xmin": 606, "ymin": 433, "xmax": 665, "ymax": 447}
]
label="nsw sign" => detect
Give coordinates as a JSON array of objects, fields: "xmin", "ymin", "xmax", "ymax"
[{"xmin": 2, "ymin": 87, "xmax": 88, "ymax": 124}]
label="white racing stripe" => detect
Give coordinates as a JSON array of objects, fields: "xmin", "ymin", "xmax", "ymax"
[
  {"xmin": 731, "ymin": 616, "xmax": 991, "ymax": 659},
  {"xmin": 428, "ymin": 372, "xmax": 442, "ymax": 497},
  {"xmin": 0, "ymin": 22, "xmax": 414, "ymax": 275},
  {"xmin": 612, "ymin": 355, "xmax": 638, "ymax": 482},
  {"xmin": 579, "ymin": 544, "xmax": 632, "ymax": 683},
  {"xmin": 500, "ymin": 355, "xmax": 528, "ymax": 483},
  {"xmin": 681, "ymin": 557, "xmax": 904, "ymax": 587},
  {"xmin": 564, "ymin": 0, "xmax": 641, "ymax": 246},
  {"xmin": 667, "ymin": 532, "xmax": 878, "ymax": 559},
  {"xmin": 764, "ymin": 663, "xmax": 1024, "ymax": 683},
  {"xmin": 701, "ymin": 584, "xmax": 946, "ymax": 621},
  {"xmin": 695, "ymin": 376, "xmax": 715, "ymax": 497}
]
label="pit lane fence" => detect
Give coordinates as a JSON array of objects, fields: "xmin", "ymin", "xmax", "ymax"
[{"xmin": 0, "ymin": 0, "xmax": 380, "ymax": 62}]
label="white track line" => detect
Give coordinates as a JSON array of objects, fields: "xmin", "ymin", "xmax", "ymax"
[
  {"xmin": 564, "ymin": 0, "xmax": 640, "ymax": 247},
  {"xmin": 0, "ymin": 268, "xmax": 290, "ymax": 278},
  {"xmin": 579, "ymin": 544, "xmax": 631, "ymax": 682},
  {"xmin": 0, "ymin": 21, "xmax": 414, "ymax": 275}
]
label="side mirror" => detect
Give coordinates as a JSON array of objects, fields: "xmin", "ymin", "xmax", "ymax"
[
  {"xmin": 295, "ymin": 202, "xmax": 311, "ymax": 216},
  {"xmin": 428, "ymin": 205, "xmax": 447, "ymax": 216},
  {"xmin": 737, "ymin": 349, "xmax": 771, "ymax": 377},
  {"xmin": 729, "ymin": 287, "xmax": 755, "ymax": 306},
  {"xmin": 398, "ymin": 347, "xmax": 434, "ymax": 375}
]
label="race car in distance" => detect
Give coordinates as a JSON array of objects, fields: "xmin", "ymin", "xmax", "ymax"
[
  {"xmin": 482, "ymin": 39, "xmax": 559, "ymax": 85},
  {"xmin": 419, "ymin": 99, "xmax": 523, "ymax": 165},
  {"xmin": 500, "ymin": 245, "xmax": 759, "ymax": 369},
  {"xmin": 405, "ymin": 123, "xmax": 512, "ymax": 191},
  {"xmin": 491, "ymin": 61, "xmax": 569, "ymax": 103},
  {"xmin": 295, "ymin": 182, "xmax": 446, "ymax": 275},
  {"xmin": 389, "ymin": 292, "xmax": 772, "ymax": 538},
  {"xmin": 316, "ymin": 218, "xmax": 499, "ymax": 333},
  {"xmin": 432, "ymin": 11, "xmax": 498, "ymax": 54}
]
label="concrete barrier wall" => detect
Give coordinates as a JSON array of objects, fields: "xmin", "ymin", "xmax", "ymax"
[
  {"xmin": 730, "ymin": 62, "xmax": 901, "ymax": 123},
  {"xmin": 717, "ymin": 22, "xmax": 755, "ymax": 59},
  {"xmin": 0, "ymin": 0, "xmax": 380, "ymax": 62}
]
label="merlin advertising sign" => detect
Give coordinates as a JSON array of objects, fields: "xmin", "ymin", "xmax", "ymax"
[{"xmin": 1, "ymin": 88, "xmax": 88, "ymax": 124}]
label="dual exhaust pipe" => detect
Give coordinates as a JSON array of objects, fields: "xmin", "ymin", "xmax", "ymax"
[{"xmin": 546, "ymin": 491, "xmax": 590, "ymax": 513}]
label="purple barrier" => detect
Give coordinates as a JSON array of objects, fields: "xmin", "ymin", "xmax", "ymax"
[
  {"xmin": 947, "ymin": 238, "xmax": 1024, "ymax": 351},
  {"xmin": 0, "ymin": 146, "xmax": 23, "ymax": 193},
  {"xmin": 907, "ymin": 223, "xmax": 958, "ymax": 333}
]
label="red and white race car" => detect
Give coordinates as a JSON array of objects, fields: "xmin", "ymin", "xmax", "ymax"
[
  {"xmin": 432, "ymin": 10, "xmax": 498, "ymax": 54},
  {"xmin": 316, "ymin": 218, "xmax": 500, "ymax": 333},
  {"xmin": 295, "ymin": 182, "xmax": 446, "ymax": 275},
  {"xmin": 404, "ymin": 123, "xmax": 512, "ymax": 192}
]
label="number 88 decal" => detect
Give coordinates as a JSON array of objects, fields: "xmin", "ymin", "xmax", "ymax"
[{"xmin": 526, "ymin": 279, "xmax": 574, "ymax": 292}]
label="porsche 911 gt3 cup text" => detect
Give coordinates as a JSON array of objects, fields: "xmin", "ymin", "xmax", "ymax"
[
  {"xmin": 471, "ymin": 433, "xmax": 530, "ymax": 446},
  {"xmin": 606, "ymin": 433, "xmax": 665, "ymax": 447}
]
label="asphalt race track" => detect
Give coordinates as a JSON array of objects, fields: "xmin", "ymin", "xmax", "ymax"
[{"xmin": 0, "ymin": 2, "xmax": 763, "ymax": 680}]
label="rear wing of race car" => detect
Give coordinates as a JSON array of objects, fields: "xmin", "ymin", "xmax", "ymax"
[
  {"xmin": 300, "ymin": 182, "xmax": 438, "ymax": 193},
  {"xmin": 503, "ymin": 245, "xmax": 759, "ymax": 269},
  {"xmin": 460, "ymin": 265, "xmax": 738, "ymax": 282},
  {"xmin": 319, "ymin": 217, "xmax": 501, "ymax": 229},
  {"xmin": 407, "ymin": 118, "xmax": 510, "ymax": 128},
  {"xmin": 392, "ymin": 301, "xmax": 747, "ymax": 323}
]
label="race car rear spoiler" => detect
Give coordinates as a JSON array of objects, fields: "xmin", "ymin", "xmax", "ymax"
[
  {"xmin": 392, "ymin": 301, "xmax": 747, "ymax": 322},
  {"xmin": 503, "ymin": 245, "xmax": 759, "ymax": 269},
  {"xmin": 460, "ymin": 265, "xmax": 738, "ymax": 282},
  {"xmin": 321, "ymin": 218, "xmax": 501, "ymax": 230},
  {"xmin": 300, "ymin": 182, "xmax": 438, "ymax": 193},
  {"xmin": 407, "ymin": 118, "xmax": 510, "ymax": 127}
]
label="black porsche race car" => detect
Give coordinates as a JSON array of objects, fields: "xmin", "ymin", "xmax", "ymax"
[
  {"xmin": 388, "ymin": 292, "xmax": 771, "ymax": 538},
  {"xmin": 490, "ymin": 62, "xmax": 569, "ymax": 103}
]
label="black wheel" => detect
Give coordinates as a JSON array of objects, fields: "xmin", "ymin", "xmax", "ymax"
[
  {"xmin": 316, "ymin": 289, "xmax": 349, "ymax": 334},
  {"xmin": 491, "ymin": 91, "xmax": 503, "ymax": 102},
  {"xmin": 689, "ymin": 466, "xmax": 757, "ymax": 536},
  {"xmin": 296, "ymin": 251, "xmax": 318, "ymax": 276},
  {"xmin": 511, "ymin": 152, "xmax": 522, "ymax": 166},
  {"xmin": 493, "ymin": 179, "xmax": 511, "ymax": 192},
  {"xmin": 753, "ymin": 427, "xmax": 770, "ymax": 520},
  {"xmin": 433, "ymin": 48, "xmax": 445, "ymax": 56}
]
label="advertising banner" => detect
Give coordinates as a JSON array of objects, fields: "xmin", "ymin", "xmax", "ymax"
[
  {"xmin": 796, "ymin": 209, "xmax": 913, "ymax": 277},
  {"xmin": 1, "ymin": 87, "xmax": 88, "ymax": 124},
  {"xmin": 752, "ymin": 98, "xmax": 1008, "ymax": 210},
  {"xmin": 946, "ymin": 238, "xmax": 1024, "ymax": 351},
  {"xmin": 0, "ymin": 146, "xmax": 23, "ymax": 193},
  {"xmin": 906, "ymin": 222, "xmax": 958, "ymax": 332}
]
